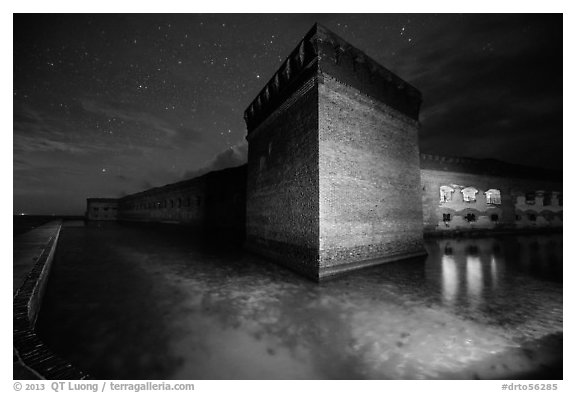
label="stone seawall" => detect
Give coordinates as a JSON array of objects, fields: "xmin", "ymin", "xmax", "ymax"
[{"xmin": 13, "ymin": 221, "xmax": 88, "ymax": 379}]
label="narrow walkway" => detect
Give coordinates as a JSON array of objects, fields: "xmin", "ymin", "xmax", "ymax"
[
  {"xmin": 13, "ymin": 220, "xmax": 88, "ymax": 380},
  {"xmin": 13, "ymin": 220, "xmax": 62, "ymax": 295},
  {"xmin": 14, "ymin": 220, "xmax": 63, "ymax": 379}
]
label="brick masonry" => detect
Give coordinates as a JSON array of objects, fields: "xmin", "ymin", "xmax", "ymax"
[
  {"xmin": 245, "ymin": 73, "xmax": 320, "ymax": 280},
  {"xmin": 318, "ymin": 74, "xmax": 426, "ymax": 279},
  {"xmin": 241, "ymin": 23, "xmax": 427, "ymax": 280},
  {"xmin": 86, "ymin": 198, "xmax": 118, "ymax": 221},
  {"xmin": 115, "ymin": 165, "xmax": 246, "ymax": 236}
]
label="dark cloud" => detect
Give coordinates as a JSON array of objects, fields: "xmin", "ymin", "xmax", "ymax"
[{"xmin": 182, "ymin": 141, "xmax": 248, "ymax": 180}]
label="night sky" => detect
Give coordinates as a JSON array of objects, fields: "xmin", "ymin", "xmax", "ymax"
[{"xmin": 13, "ymin": 14, "xmax": 562, "ymax": 215}]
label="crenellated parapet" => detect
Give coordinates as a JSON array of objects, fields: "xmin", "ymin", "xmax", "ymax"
[
  {"xmin": 244, "ymin": 25, "xmax": 319, "ymax": 133},
  {"xmin": 316, "ymin": 24, "xmax": 422, "ymax": 121},
  {"xmin": 244, "ymin": 23, "xmax": 423, "ymax": 134}
]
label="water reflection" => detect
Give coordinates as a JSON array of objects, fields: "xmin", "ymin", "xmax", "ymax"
[
  {"xmin": 441, "ymin": 255, "xmax": 458, "ymax": 306},
  {"xmin": 432, "ymin": 236, "xmax": 561, "ymax": 315},
  {"xmin": 36, "ymin": 223, "xmax": 562, "ymax": 380},
  {"xmin": 491, "ymin": 256, "xmax": 498, "ymax": 289}
]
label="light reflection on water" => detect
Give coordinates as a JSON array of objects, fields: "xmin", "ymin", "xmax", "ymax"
[
  {"xmin": 37, "ymin": 222, "xmax": 562, "ymax": 380},
  {"xmin": 441, "ymin": 255, "xmax": 457, "ymax": 306}
]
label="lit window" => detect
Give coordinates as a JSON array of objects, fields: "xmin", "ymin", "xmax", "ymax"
[
  {"xmin": 439, "ymin": 186, "xmax": 454, "ymax": 203},
  {"xmin": 485, "ymin": 189, "xmax": 501, "ymax": 205},
  {"xmin": 462, "ymin": 187, "xmax": 478, "ymax": 203}
]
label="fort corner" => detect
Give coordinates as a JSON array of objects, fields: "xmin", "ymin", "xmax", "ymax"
[{"xmin": 243, "ymin": 24, "xmax": 426, "ymax": 280}]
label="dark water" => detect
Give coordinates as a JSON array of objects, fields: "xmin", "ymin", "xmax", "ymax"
[
  {"xmin": 13, "ymin": 215, "xmax": 56, "ymax": 236},
  {"xmin": 37, "ymin": 222, "xmax": 562, "ymax": 379}
]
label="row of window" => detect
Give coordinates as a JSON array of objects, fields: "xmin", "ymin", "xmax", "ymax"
[
  {"xmin": 524, "ymin": 192, "xmax": 562, "ymax": 206},
  {"xmin": 442, "ymin": 213, "xmax": 499, "ymax": 223},
  {"xmin": 92, "ymin": 207, "xmax": 117, "ymax": 211},
  {"xmin": 123, "ymin": 194, "xmax": 242, "ymax": 211},
  {"xmin": 440, "ymin": 186, "xmax": 501, "ymax": 204},
  {"xmin": 442, "ymin": 213, "xmax": 551, "ymax": 223},
  {"xmin": 439, "ymin": 187, "xmax": 562, "ymax": 206},
  {"xmin": 127, "ymin": 196, "xmax": 202, "ymax": 211}
]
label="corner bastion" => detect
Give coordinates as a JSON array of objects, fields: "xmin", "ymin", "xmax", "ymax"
[{"xmin": 244, "ymin": 24, "xmax": 426, "ymax": 280}]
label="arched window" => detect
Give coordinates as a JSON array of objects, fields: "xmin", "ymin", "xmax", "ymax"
[
  {"xmin": 485, "ymin": 189, "xmax": 501, "ymax": 205},
  {"xmin": 439, "ymin": 185, "xmax": 455, "ymax": 203},
  {"xmin": 462, "ymin": 187, "xmax": 478, "ymax": 203}
]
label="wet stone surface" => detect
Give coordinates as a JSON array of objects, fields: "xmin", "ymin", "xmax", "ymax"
[{"xmin": 37, "ymin": 221, "xmax": 562, "ymax": 379}]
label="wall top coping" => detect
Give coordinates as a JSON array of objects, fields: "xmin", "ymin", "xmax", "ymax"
[
  {"xmin": 243, "ymin": 23, "xmax": 422, "ymax": 132},
  {"xmin": 86, "ymin": 198, "xmax": 119, "ymax": 203},
  {"xmin": 118, "ymin": 164, "xmax": 247, "ymax": 202},
  {"xmin": 420, "ymin": 153, "xmax": 562, "ymax": 181}
]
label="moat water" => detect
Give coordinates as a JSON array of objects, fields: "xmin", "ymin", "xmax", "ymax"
[{"xmin": 36, "ymin": 221, "xmax": 562, "ymax": 379}]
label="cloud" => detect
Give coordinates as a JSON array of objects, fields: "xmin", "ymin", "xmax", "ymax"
[
  {"xmin": 182, "ymin": 140, "xmax": 248, "ymax": 180},
  {"xmin": 139, "ymin": 179, "xmax": 154, "ymax": 190},
  {"xmin": 13, "ymin": 104, "xmax": 101, "ymax": 155},
  {"xmin": 80, "ymin": 99, "xmax": 182, "ymax": 138}
]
